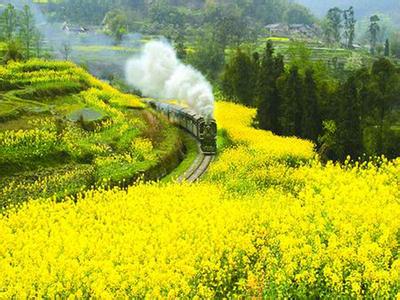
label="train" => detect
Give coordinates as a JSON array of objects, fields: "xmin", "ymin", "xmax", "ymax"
[{"xmin": 147, "ymin": 100, "xmax": 217, "ymax": 155}]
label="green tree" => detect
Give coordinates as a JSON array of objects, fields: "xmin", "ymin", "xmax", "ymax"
[
  {"xmin": 3, "ymin": 40, "xmax": 23, "ymax": 63},
  {"xmin": 384, "ymin": 38, "xmax": 390, "ymax": 57},
  {"xmin": 256, "ymin": 41, "xmax": 274, "ymax": 130},
  {"xmin": 256, "ymin": 41, "xmax": 284, "ymax": 132},
  {"xmin": 302, "ymin": 69, "xmax": 322, "ymax": 141},
  {"xmin": 206, "ymin": 5, "xmax": 254, "ymax": 49},
  {"xmin": 103, "ymin": 9, "xmax": 129, "ymax": 42},
  {"xmin": 390, "ymin": 32, "xmax": 400, "ymax": 58},
  {"xmin": 343, "ymin": 6, "xmax": 356, "ymax": 49},
  {"xmin": 18, "ymin": 5, "xmax": 36, "ymax": 59},
  {"xmin": 175, "ymin": 35, "xmax": 187, "ymax": 60},
  {"xmin": 318, "ymin": 120, "xmax": 339, "ymax": 161},
  {"xmin": 221, "ymin": 48, "xmax": 256, "ymax": 106},
  {"xmin": 369, "ymin": 15, "xmax": 380, "ymax": 55},
  {"xmin": 187, "ymin": 31, "xmax": 225, "ymax": 81},
  {"xmin": 344, "ymin": 52, "xmax": 363, "ymax": 72},
  {"xmin": 280, "ymin": 66, "xmax": 303, "ymax": 137},
  {"xmin": 269, "ymin": 54, "xmax": 285, "ymax": 133},
  {"xmin": 0, "ymin": 4, "xmax": 17, "ymax": 40},
  {"xmin": 286, "ymin": 41, "xmax": 312, "ymax": 71},
  {"xmin": 33, "ymin": 30, "xmax": 42, "ymax": 58},
  {"xmin": 369, "ymin": 58, "xmax": 400, "ymax": 153},
  {"xmin": 337, "ymin": 75, "xmax": 363, "ymax": 159},
  {"xmin": 149, "ymin": 0, "xmax": 186, "ymax": 27},
  {"xmin": 323, "ymin": 7, "xmax": 342, "ymax": 46},
  {"xmin": 285, "ymin": 3, "xmax": 314, "ymax": 25}
]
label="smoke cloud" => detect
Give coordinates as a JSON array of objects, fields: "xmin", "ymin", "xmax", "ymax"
[{"xmin": 125, "ymin": 41, "xmax": 214, "ymax": 118}]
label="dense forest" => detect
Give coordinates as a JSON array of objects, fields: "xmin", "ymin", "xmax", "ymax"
[
  {"xmin": 222, "ymin": 41, "xmax": 400, "ymax": 160},
  {"xmin": 42, "ymin": 0, "xmax": 315, "ymax": 27}
]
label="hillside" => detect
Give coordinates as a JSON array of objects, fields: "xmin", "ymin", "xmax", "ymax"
[
  {"xmin": 0, "ymin": 59, "xmax": 182, "ymax": 209},
  {"xmin": 294, "ymin": 0, "xmax": 400, "ymax": 25}
]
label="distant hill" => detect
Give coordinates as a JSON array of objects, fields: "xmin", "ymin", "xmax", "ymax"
[{"xmin": 293, "ymin": 0, "xmax": 400, "ymax": 25}]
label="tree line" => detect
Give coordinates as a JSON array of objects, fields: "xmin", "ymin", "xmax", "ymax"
[
  {"xmin": 0, "ymin": 4, "xmax": 42, "ymax": 62},
  {"xmin": 41, "ymin": 0, "xmax": 315, "ymax": 41},
  {"xmin": 43, "ymin": 0, "xmax": 315, "ymax": 26},
  {"xmin": 222, "ymin": 41, "xmax": 400, "ymax": 161}
]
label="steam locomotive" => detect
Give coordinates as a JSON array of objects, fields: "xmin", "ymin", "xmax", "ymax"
[{"xmin": 147, "ymin": 100, "xmax": 217, "ymax": 155}]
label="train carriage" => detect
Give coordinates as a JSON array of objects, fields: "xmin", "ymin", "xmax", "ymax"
[{"xmin": 147, "ymin": 100, "xmax": 217, "ymax": 155}]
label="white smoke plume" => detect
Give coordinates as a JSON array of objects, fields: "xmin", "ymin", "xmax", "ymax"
[{"xmin": 125, "ymin": 41, "xmax": 214, "ymax": 118}]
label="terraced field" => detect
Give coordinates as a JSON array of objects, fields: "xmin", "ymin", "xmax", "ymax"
[{"xmin": 0, "ymin": 59, "xmax": 182, "ymax": 209}]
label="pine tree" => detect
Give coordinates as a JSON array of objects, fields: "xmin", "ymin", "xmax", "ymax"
[
  {"xmin": 256, "ymin": 41, "xmax": 275, "ymax": 130},
  {"xmin": 269, "ymin": 54, "xmax": 284, "ymax": 133},
  {"xmin": 323, "ymin": 7, "xmax": 343, "ymax": 46},
  {"xmin": 252, "ymin": 51, "xmax": 260, "ymax": 85},
  {"xmin": 384, "ymin": 38, "xmax": 390, "ymax": 57},
  {"xmin": 256, "ymin": 41, "xmax": 284, "ymax": 132},
  {"xmin": 369, "ymin": 15, "xmax": 380, "ymax": 55},
  {"xmin": 19, "ymin": 5, "xmax": 36, "ymax": 59},
  {"xmin": 370, "ymin": 58, "xmax": 399, "ymax": 154},
  {"xmin": 0, "ymin": 4, "xmax": 17, "ymax": 40},
  {"xmin": 221, "ymin": 48, "xmax": 256, "ymax": 106},
  {"xmin": 337, "ymin": 76, "xmax": 363, "ymax": 159},
  {"xmin": 343, "ymin": 6, "xmax": 356, "ymax": 49},
  {"xmin": 302, "ymin": 69, "xmax": 322, "ymax": 141},
  {"xmin": 233, "ymin": 49, "xmax": 255, "ymax": 106},
  {"xmin": 280, "ymin": 66, "xmax": 303, "ymax": 136}
]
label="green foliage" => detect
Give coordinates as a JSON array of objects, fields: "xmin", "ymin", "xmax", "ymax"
[
  {"xmin": 221, "ymin": 40, "xmax": 399, "ymax": 161},
  {"xmin": 0, "ymin": 4, "xmax": 42, "ymax": 62},
  {"xmin": 0, "ymin": 60, "xmax": 182, "ymax": 208},
  {"xmin": 187, "ymin": 31, "xmax": 225, "ymax": 81},
  {"xmin": 280, "ymin": 66, "xmax": 304, "ymax": 136},
  {"xmin": 323, "ymin": 7, "xmax": 343, "ymax": 46},
  {"xmin": 47, "ymin": 0, "xmax": 115, "ymax": 24},
  {"xmin": 207, "ymin": 5, "xmax": 256, "ymax": 49},
  {"xmin": 43, "ymin": 0, "xmax": 316, "ymax": 40},
  {"xmin": 302, "ymin": 69, "xmax": 322, "ymax": 141},
  {"xmin": 390, "ymin": 32, "xmax": 400, "ymax": 58},
  {"xmin": 318, "ymin": 120, "xmax": 338, "ymax": 161},
  {"xmin": 369, "ymin": 15, "xmax": 381, "ymax": 54},
  {"xmin": 384, "ymin": 38, "xmax": 390, "ymax": 56},
  {"xmin": 343, "ymin": 6, "xmax": 356, "ymax": 49},
  {"xmin": 0, "ymin": 164, "xmax": 94, "ymax": 209},
  {"xmin": 324, "ymin": 58, "xmax": 400, "ymax": 159},
  {"xmin": 103, "ymin": 9, "xmax": 129, "ymax": 42},
  {"xmin": 0, "ymin": 4, "xmax": 17, "ymax": 40},
  {"xmin": 221, "ymin": 48, "xmax": 257, "ymax": 106},
  {"xmin": 161, "ymin": 132, "xmax": 198, "ymax": 182},
  {"xmin": 286, "ymin": 40, "xmax": 312, "ymax": 70},
  {"xmin": 285, "ymin": 3, "xmax": 315, "ymax": 25},
  {"xmin": 18, "ymin": 5, "xmax": 37, "ymax": 60},
  {"xmin": 257, "ymin": 41, "xmax": 285, "ymax": 133},
  {"xmin": 174, "ymin": 35, "xmax": 187, "ymax": 60},
  {"xmin": 344, "ymin": 52, "xmax": 364, "ymax": 72},
  {"xmin": 336, "ymin": 75, "xmax": 363, "ymax": 159},
  {"xmin": 2, "ymin": 40, "xmax": 23, "ymax": 64}
]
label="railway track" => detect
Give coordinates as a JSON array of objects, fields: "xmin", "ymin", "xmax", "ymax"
[
  {"xmin": 178, "ymin": 142, "xmax": 214, "ymax": 183},
  {"xmin": 147, "ymin": 100, "xmax": 216, "ymax": 182}
]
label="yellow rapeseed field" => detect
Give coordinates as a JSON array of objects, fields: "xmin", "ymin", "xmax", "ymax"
[{"xmin": 0, "ymin": 102, "xmax": 399, "ymax": 298}]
